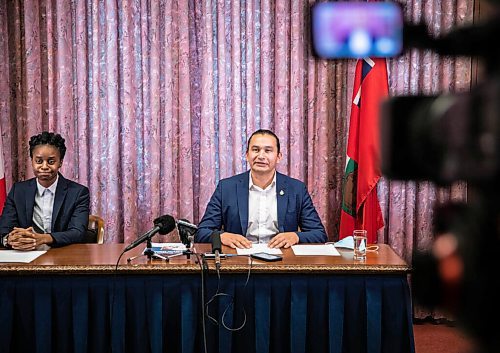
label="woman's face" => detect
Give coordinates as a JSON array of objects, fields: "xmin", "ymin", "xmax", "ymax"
[{"xmin": 31, "ymin": 145, "xmax": 62, "ymax": 188}]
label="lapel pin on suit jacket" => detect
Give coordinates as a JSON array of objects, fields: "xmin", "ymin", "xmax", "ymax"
[{"xmin": 279, "ymin": 190, "xmax": 284, "ymax": 196}]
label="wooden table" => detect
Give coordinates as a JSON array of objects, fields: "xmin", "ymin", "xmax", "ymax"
[
  {"xmin": 0, "ymin": 243, "xmax": 410, "ymax": 274},
  {"xmin": 0, "ymin": 244, "xmax": 414, "ymax": 353}
]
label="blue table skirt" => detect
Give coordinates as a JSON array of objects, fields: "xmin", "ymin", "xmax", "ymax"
[{"xmin": 0, "ymin": 274, "xmax": 414, "ymax": 353}]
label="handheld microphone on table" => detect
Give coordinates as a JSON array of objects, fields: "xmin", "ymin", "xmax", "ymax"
[
  {"xmin": 177, "ymin": 219, "xmax": 198, "ymax": 231},
  {"xmin": 176, "ymin": 218, "xmax": 198, "ymax": 259},
  {"xmin": 177, "ymin": 219, "xmax": 197, "ymax": 248},
  {"xmin": 124, "ymin": 215, "xmax": 176, "ymax": 252},
  {"xmin": 211, "ymin": 230, "xmax": 223, "ymax": 271}
]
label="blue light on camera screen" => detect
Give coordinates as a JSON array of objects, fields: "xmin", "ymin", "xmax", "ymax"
[{"xmin": 312, "ymin": 2, "xmax": 403, "ymax": 59}]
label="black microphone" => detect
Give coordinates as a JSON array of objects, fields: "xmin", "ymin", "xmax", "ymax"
[
  {"xmin": 124, "ymin": 215, "xmax": 176, "ymax": 252},
  {"xmin": 177, "ymin": 219, "xmax": 198, "ymax": 231},
  {"xmin": 211, "ymin": 230, "xmax": 223, "ymax": 271},
  {"xmin": 177, "ymin": 219, "xmax": 197, "ymax": 247}
]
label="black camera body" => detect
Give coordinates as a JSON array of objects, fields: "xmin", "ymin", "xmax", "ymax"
[
  {"xmin": 380, "ymin": 13, "xmax": 500, "ymax": 185},
  {"xmin": 312, "ymin": 2, "xmax": 500, "ymax": 348},
  {"xmin": 381, "ymin": 77, "xmax": 500, "ymax": 185},
  {"xmin": 379, "ymin": 13, "xmax": 500, "ymax": 352}
]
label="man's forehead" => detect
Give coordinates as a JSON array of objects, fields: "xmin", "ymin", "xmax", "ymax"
[
  {"xmin": 250, "ymin": 142, "xmax": 275, "ymax": 147},
  {"xmin": 249, "ymin": 134, "xmax": 277, "ymax": 147}
]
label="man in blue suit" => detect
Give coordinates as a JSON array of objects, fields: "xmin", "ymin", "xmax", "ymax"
[
  {"xmin": 197, "ymin": 129, "xmax": 327, "ymax": 249},
  {"xmin": 0, "ymin": 132, "xmax": 89, "ymax": 250}
]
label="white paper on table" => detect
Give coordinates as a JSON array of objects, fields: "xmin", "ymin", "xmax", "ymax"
[
  {"xmin": 236, "ymin": 243, "xmax": 283, "ymax": 255},
  {"xmin": 291, "ymin": 244, "xmax": 341, "ymax": 256},
  {"xmin": 0, "ymin": 250, "xmax": 47, "ymax": 263}
]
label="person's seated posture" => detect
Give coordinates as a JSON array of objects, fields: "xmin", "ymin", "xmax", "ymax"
[
  {"xmin": 0, "ymin": 132, "xmax": 90, "ymax": 250},
  {"xmin": 197, "ymin": 129, "xmax": 327, "ymax": 249}
]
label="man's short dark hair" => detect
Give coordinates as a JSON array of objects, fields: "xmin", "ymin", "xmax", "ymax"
[
  {"xmin": 246, "ymin": 129, "xmax": 281, "ymax": 154},
  {"xmin": 29, "ymin": 131, "xmax": 67, "ymax": 160}
]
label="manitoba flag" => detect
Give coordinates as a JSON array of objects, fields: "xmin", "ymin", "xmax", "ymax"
[
  {"xmin": 339, "ymin": 58, "xmax": 388, "ymax": 244},
  {"xmin": 0, "ymin": 127, "xmax": 5, "ymax": 215}
]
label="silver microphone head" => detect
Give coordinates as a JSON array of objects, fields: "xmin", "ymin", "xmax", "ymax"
[{"xmin": 177, "ymin": 219, "xmax": 198, "ymax": 231}]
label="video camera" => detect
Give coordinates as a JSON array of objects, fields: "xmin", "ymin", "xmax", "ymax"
[
  {"xmin": 313, "ymin": 1, "xmax": 500, "ymax": 351},
  {"xmin": 377, "ymin": 13, "xmax": 500, "ymax": 348},
  {"xmin": 381, "ymin": 20, "xmax": 500, "ymax": 185},
  {"xmin": 312, "ymin": 1, "xmax": 500, "ymax": 184}
]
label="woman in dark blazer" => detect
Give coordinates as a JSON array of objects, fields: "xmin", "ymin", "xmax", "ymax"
[{"xmin": 0, "ymin": 132, "xmax": 89, "ymax": 250}]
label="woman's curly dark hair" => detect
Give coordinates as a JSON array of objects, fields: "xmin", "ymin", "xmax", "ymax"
[{"xmin": 29, "ymin": 131, "xmax": 67, "ymax": 160}]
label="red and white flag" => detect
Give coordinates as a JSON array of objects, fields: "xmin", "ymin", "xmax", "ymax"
[
  {"xmin": 339, "ymin": 58, "xmax": 388, "ymax": 244},
  {"xmin": 0, "ymin": 127, "xmax": 6, "ymax": 215}
]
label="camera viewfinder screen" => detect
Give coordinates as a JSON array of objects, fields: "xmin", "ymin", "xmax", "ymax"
[{"xmin": 312, "ymin": 2, "xmax": 403, "ymax": 59}]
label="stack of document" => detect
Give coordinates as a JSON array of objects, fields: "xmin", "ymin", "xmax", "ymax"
[{"xmin": 146, "ymin": 242, "xmax": 187, "ymax": 256}]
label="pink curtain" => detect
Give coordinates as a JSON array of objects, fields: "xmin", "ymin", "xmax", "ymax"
[{"xmin": 0, "ymin": 0, "xmax": 472, "ymax": 317}]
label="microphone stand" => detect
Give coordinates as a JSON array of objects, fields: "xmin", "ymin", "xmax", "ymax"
[
  {"xmin": 167, "ymin": 232, "xmax": 195, "ymax": 260},
  {"xmin": 127, "ymin": 235, "xmax": 168, "ymax": 263},
  {"xmin": 127, "ymin": 227, "xmax": 195, "ymax": 263},
  {"xmin": 182, "ymin": 234, "xmax": 195, "ymax": 260},
  {"xmin": 175, "ymin": 228, "xmax": 196, "ymax": 260}
]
